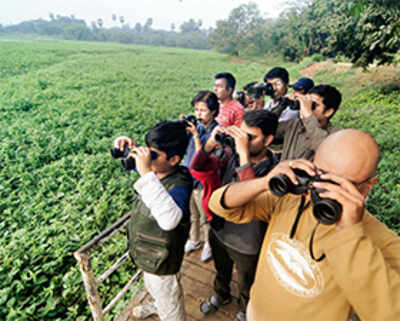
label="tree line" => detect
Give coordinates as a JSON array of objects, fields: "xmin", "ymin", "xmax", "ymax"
[
  {"xmin": 0, "ymin": 14, "xmax": 211, "ymax": 50},
  {"xmin": 1, "ymin": 0, "xmax": 399, "ymax": 67},
  {"xmin": 210, "ymin": 0, "xmax": 400, "ymax": 68}
]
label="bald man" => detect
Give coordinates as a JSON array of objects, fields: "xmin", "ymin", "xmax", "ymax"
[{"xmin": 208, "ymin": 129, "xmax": 400, "ymax": 321}]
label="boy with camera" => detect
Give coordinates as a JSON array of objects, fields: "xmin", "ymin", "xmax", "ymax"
[{"xmin": 113, "ymin": 121, "xmax": 193, "ymax": 321}]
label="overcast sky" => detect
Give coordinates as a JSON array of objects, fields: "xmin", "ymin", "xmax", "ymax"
[{"xmin": 0, "ymin": 0, "xmax": 289, "ymax": 30}]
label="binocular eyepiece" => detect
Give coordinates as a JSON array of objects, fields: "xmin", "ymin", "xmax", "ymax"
[{"xmin": 269, "ymin": 169, "xmax": 342, "ymax": 225}]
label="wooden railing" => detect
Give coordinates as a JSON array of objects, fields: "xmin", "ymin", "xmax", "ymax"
[{"xmin": 74, "ymin": 213, "xmax": 142, "ymax": 321}]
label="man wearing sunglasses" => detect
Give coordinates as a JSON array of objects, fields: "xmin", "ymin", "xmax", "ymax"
[
  {"xmin": 208, "ymin": 129, "xmax": 400, "ymax": 321},
  {"xmin": 191, "ymin": 110, "xmax": 279, "ymax": 321}
]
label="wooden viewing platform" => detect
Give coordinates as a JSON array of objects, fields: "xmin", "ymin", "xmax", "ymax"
[{"xmin": 127, "ymin": 243, "xmax": 240, "ymax": 321}]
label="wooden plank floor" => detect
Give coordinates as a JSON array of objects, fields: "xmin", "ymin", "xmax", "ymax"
[{"xmin": 127, "ymin": 242, "xmax": 240, "ymax": 321}]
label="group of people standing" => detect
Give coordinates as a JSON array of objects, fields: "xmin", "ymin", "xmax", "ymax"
[{"xmin": 113, "ymin": 67, "xmax": 400, "ymax": 321}]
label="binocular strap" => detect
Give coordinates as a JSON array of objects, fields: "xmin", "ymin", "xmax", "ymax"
[
  {"xmin": 309, "ymin": 223, "xmax": 326, "ymax": 262},
  {"xmin": 289, "ymin": 195, "xmax": 326, "ymax": 262}
]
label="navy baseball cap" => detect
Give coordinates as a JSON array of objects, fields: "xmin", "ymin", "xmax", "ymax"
[{"xmin": 290, "ymin": 77, "xmax": 314, "ymax": 91}]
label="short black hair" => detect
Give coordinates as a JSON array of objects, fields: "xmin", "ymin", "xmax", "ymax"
[
  {"xmin": 191, "ymin": 90, "xmax": 219, "ymax": 117},
  {"xmin": 215, "ymin": 72, "xmax": 236, "ymax": 91},
  {"xmin": 309, "ymin": 85, "xmax": 342, "ymax": 119},
  {"xmin": 243, "ymin": 81, "xmax": 257, "ymax": 92},
  {"xmin": 145, "ymin": 121, "xmax": 189, "ymax": 160},
  {"xmin": 264, "ymin": 67, "xmax": 289, "ymax": 84},
  {"xmin": 243, "ymin": 110, "xmax": 278, "ymax": 137}
]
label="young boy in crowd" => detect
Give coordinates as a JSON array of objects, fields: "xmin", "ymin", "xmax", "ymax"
[
  {"xmin": 182, "ymin": 90, "xmax": 219, "ymax": 262},
  {"xmin": 114, "ymin": 121, "xmax": 193, "ymax": 321}
]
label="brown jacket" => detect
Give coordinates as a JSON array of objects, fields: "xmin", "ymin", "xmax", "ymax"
[{"xmin": 275, "ymin": 114, "xmax": 340, "ymax": 161}]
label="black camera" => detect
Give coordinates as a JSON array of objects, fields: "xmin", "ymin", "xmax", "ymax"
[
  {"xmin": 247, "ymin": 83, "xmax": 274, "ymax": 98},
  {"xmin": 182, "ymin": 114, "xmax": 197, "ymax": 127},
  {"xmin": 110, "ymin": 145, "xmax": 158, "ymax": 171},
  {"xmin": 215, "ymin": 132, "xmax": 235, "ymax": 149},
  {"xmin": 235, "ymin": 90, "xmax": 246, "ymax": 107},
  {"xmin": 269, "ymin": 168, "xmax": 342, "ymax": 225}
]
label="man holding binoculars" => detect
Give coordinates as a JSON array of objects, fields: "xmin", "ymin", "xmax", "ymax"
[{"xmin": 208, "ymin": 129, "xmax": 400, "ymax": 321}]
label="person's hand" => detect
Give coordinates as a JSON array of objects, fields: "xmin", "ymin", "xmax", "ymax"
[
  {"xmin": 129, "ymin": 146, "xmax": 152, "ymax": 176},
  {"xmin": 114, "ymin": 136, "xmax": 136, "ymax": 151},
  {"xmin": 297, "ymin": 95, "xmax": 314, "ymax": 119},
  {"xmin": 225, "ymin": 126, "xmax": 250, "ymax": 161},
  {"xmin": 263, "ymin": 159, "xmax": 317, "ymax": 191},
  {"xmin": 185, "ymin": 121, "xmax": 199, "ymax": 136},
  {"xmin": 312, "ymin": 173, "xmax": 366, "ymax": 230},
  {"xmin": 204, "ymin": 126, "xmax": 226, "ymax": 153},
  {"xmin": 286, "ymin": 92, "xmax": 296, "ymax": 100},
  {"xmin": 179, "ymin": 114, "xmax": 185, "ymax": 121}
]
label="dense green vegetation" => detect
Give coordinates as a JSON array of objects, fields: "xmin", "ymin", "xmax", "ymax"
[
  {"xmin": 0, "ymin": 39, "xmax": 399, "ymax": 321},
  {"xmin": 210, "ymin": 0, "xmax": 400, "ymax": 68}
]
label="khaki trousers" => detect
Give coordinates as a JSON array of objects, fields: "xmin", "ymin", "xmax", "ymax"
[
  {"xmin": 189, "ymin": 188, "xmax": 210, "ymax": 243},
  {"xmin": 143, "ymin": 272, "xmax": 186, "ymax": 321}
]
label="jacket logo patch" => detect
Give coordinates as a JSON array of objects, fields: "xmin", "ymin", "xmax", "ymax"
[{"xmin": 266, "ymin": 233, "xmax": 324, "ymax": 298}]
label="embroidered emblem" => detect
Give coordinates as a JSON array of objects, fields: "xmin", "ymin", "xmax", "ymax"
[{"xmin": 266, "ymin": 233, "xmax": 324, "ymax": 297}]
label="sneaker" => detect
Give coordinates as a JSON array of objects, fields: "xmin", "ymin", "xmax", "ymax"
[
  {"xmin": 184, "ymin": 240, "xmax": 201, "ymax": 254},
  {"xmin": 132, "ymin": 301, "xmax": 157, "ymax": 319},
  {"xmin": 200, "ymin": 295, "xmax": 231, "ymax": 315},
  {"xmin": 200, "ymin": 242, "xmax": 212, "ymax": 262},
  {"xmin": 235, "ymin": 311, "xmax": 246, "ymax": 321}
]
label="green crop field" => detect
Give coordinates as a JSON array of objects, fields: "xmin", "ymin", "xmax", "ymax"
[{"xmin": 0, "ymin": 38, "xmax": 399, "ymax": 321}]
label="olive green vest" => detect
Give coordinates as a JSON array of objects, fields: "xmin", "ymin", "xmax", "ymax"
[{"xmin": 127, "ymin": 167, "xmax": 193, "ymax": 275}]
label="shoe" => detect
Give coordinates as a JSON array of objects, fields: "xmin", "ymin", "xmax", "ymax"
[
  {"xmin": 184, "ymin": 240, "xmax": 201, "ymax": 254},
  {"xmin": 132, "ymin": 301, "xmax": 157, "ymax": 319},
  {"xmin": 200, "ymin": 295, "xmax": 231, "ymax": 315},
  {"xmin": 200, "ymin": 242, "xmax": 212, "ymax": 262},
  {"xmin": 235, "ymin": 311, "xmax": 246, "ymax": 321}
]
